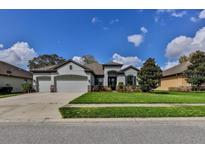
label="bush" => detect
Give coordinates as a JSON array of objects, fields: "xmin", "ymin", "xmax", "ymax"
[
  {"xmin": 92, "ymin": 85, "xmax": 104, "ymax": 92},
  {"xmin": 117, "ymin": 82, "xmax": 125, "ymax": 92},
  {"xmin": 104, "ymin": 86, "xmax": 112, "ymax": 91},
  {"xmin": 21, "ymin": 83, "xmax": 32, "ymax": 93},
  {"xmin": 0, "ymin": 87, "xmax": 13, "ymax": 94}
]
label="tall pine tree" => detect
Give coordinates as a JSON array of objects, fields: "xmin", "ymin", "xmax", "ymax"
[
  {"xmin": 138, "ymin": 58, "xmax": 162, "ymax": 92},
  {"xmin": 184, "ymin": 50, "xmax": 205, "ymax": 90}
]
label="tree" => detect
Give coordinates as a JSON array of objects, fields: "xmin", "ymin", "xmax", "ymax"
[
  {"xmin": 138, "ymin": 58, "xmax": 162, "ymax": 92},
  {"xmin": 28, "ymin": 54, "xmax": 66, "ymax": 70},
  {"xmin": 82, "ymin": 55, "xmax": 98, "ymax": 64},
  {"xmin": 184, "ymin": 50, "xmax": 205, "ymax": 90},
  {"xmin": 179, "ymin": 55, "xmax": 189, "ymax": 63}
]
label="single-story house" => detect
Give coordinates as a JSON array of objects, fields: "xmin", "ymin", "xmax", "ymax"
[
  {"xmin": 0, "ymin": 61, "xmax": 33, "ymax": 92},
  {"xmin": 31, "ymin": 59, "xmax": 139, "ymax": 93},
  {"xmin": 158, "ymin": 61, "xmax": 191, "ymax": 90}
]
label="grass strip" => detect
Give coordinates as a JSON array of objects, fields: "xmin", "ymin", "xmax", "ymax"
[
  {"xmin": 0, "ymin": 93, "xmax": 20, "ymax": 98},
  {"xmin": 59, "ymin": 106, "xmax": 205, "ymax": 118},
  {"xmin": 70, "ymin": 92, "xmax": 205, "ymax": 104}
]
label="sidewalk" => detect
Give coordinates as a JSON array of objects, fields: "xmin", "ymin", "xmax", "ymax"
[{"xmin": 64, "ymin": 103, "xmax": 205, "ymax": 108}]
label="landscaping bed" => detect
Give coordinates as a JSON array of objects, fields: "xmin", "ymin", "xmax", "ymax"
[
  {"xmin": 70, "ymin": 91, "xmax": 205, "ymax": 104},
  {"xmin": 59, "ymin": 106, "xmax": 205, "ymax": 118},
  {"xmin": 0, "ymin": 93, "xmax": 20, "ymax": 98}
]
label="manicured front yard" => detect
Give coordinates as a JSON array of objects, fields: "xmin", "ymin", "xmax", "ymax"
[
  {"xmin": 70, "ymin": 91, "xmax": 205, "ymax": 104},
  {"xmin": 0, "ymin": 93, "xmax": 20, "ymax": 98},
  {"xmin": 59, "ymin": 106, "xmax": 205, "ymax": 118}
]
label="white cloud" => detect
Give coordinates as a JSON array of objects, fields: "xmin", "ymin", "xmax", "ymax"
[
  {"xmin": 140, "ymin": 26, "xmax": 148, "ymax": 33},
  {"xmin": 156, "ymin": 9, "xmax": 186, "ymax": 18},
  {"xmin": 162, "ymin": 61, "xmax": 179, "ymax": 70},
  {"xmin": 0, "ymin": 44, "xmax": 3, "ymax": 48},
  {"xmin": 165, "ymin": 26, "xmax": 205, "ymax": 59},
  {"xmin": 72, "ymin": 56, "xmax": 85, "ymax": 64},
  {"xmin": 190, "ymin": 16, "xmax": 199, "ymax": 22},
  {"xmin": 190, "ymin": 10, "xmax": 205, "ymax": 23},
  {"xmin": 91, "ymin": 17, "xmax": 101, "ymax": 24},
  {"xmin": 199, "ymin": 9, "xmax": 205, "ymax": 19},
  {"xmin": 110, "ymin": 18, "xmax": 119, "ymax": 24},
  {"xmin": 103, "ymin": 27, "xmax": 109, "ymax": 30},
  {"xmin": 112, "ymin": 53, "xmax": 142, "ymax": 68},
  {"xmin": 171, "ymin": 11, "xmax": 187, "ymax": 18},
  {"xmin": 128, "ymin": 34, "xmax": 143, "ymax": 47},
  {"xmin": 0, "ymin": 42, "xmax": 37, "ymax": 69}
]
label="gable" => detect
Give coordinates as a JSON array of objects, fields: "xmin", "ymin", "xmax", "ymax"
[
  {"xmin": 124, "ymin": 68, "xmax": 138, "ymax": 76},
  {"xmin": 57, "ymin": 61, "xmax": 87, "ymax": 76}
]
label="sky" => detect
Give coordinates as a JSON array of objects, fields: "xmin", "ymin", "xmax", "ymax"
[{"xmin": 0, "ymin": 9, "xmax": 205, "ymax": 70}]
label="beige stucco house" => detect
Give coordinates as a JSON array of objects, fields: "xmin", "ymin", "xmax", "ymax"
[{"xmin": 158, "ymin": 61, "xmax": 191, "ymax": 90}]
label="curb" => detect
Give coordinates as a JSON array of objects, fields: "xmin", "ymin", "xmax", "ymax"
[{"xmin": 1, "ymin": 117, "xmax": 205, "ymax": 123}]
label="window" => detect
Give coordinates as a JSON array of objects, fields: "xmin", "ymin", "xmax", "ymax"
[
  {"xmin": 126, "ymin": 75, "xmax": 136, "ymax": 86},
  {"xmin": 95, "ymin": 77, "xmax": 103, "ymax": 86},
  {"xmin": 69, "ymin": 65, "xmax": 72, "ymax": 70}
]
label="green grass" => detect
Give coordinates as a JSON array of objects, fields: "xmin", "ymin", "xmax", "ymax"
[
  {"xmin": 70, "ymin": 91, "xmax": 205, "ymax": 104},
  {"xmin": 59, "ymin": 106, "xmax": 205, "ymax": 118},
  {"xmin": 0, "ymin": 93, "xmax": 20, "ymax": 98}
]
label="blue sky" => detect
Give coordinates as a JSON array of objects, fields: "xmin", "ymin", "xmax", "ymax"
[{"xmin": 0, "ymin": 9, "xmax": 205, "ymax": 69}]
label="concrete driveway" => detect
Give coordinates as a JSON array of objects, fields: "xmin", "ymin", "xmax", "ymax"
[{"xmin": 0, "ymin": 92, "xmax": 83, "ymax": 122}]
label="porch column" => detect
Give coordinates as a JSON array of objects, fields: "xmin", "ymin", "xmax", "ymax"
[{"xmin": 104, "ymin": 74, "xmax": 108, "ymax": 87}]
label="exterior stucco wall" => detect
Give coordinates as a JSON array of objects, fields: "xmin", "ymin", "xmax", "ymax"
[
  {"xmin": 103, "ymin": 66, "xmax": 121, "ymax": 86},
  {"xmin": 117, "ymin": 75, "xmax": 125, "ymax": 85},
  {"xmin": 0, "ymin": 76, "xmax": 32, "ymax": 92},
  {"xmin": 158, "ymin": 74, "xmax": 190, "ymax": 90}
]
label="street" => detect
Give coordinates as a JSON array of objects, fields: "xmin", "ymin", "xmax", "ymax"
[{"xmin": 0, "ymin": 119, "xmax": 205, "ymax": 143}]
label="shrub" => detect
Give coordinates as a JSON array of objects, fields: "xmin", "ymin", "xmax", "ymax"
[
  {"xmin": 92, "ymin": 85, "xmax": 104, "ymax": 92},
  {"xmin": 21, "ymin": 83, "xmax": 32, "ymax": 93},
  {"xmin": 104, "ymin": 86, "xmax": 112, "ymax": 91},
  {"xmin": 0, "ymin": 87, "xmax": 13, "ymax": 94},
  {"xmin": 117, "ymin": 82, "xmax": 125, "ymax": 92}
]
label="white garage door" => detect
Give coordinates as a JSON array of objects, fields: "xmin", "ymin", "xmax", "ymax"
[
  {"xmin": 56, "ymin": 75, "xmax": 88, "ymax": 93},
  {"xmin": 38, "ymin": 77, "xmax": 51, "ymax": 92}
]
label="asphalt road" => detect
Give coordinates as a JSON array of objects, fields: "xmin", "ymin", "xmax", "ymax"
[{"xmin": 0, "ymin": 120, "xmax": 205, "ymax": 144}]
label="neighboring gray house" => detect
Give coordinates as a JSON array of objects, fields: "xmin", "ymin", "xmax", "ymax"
[
  {"xmin": 31, "ymin": 59, "xmax": 139, "ymax": 93},
  {"xmin": 0, "ymin": 61, "xmax": 33, "ymax": 92}
]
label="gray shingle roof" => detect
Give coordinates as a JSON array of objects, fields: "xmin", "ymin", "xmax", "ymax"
[
  {"xmin": 163, "ymin": 61, "xmax": 191, "ymax": 77},
  {"xmin": 85, "ymin": 63, "xmax": 104, "ymax": 76},
  {"xmin": 31, "ymin": 59, "xmax": 139, "ymax": 76},
  {"xmin": 31, "ymin": 59, "xmax": 93, "ymax": 73},
  {"xmin": 0, "ymin": 61, "xmax": 32, "ymax": 79},
  {"xmin": 103, "ymin": 61, "xmax": 123, "ymax": 66}
]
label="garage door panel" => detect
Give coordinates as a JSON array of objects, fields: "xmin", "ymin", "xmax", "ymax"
[
  {"xmin": 56, "ymin": 75, "xmax": 88, "ymax": 93},
  {"xmin": 38, "ymin": 77, "xmax": 51, "ymax": 92}
]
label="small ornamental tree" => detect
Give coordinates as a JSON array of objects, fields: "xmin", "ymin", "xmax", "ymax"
[
  {"xmin": 138, "ymin": 58, "xmax": 162, "ymax": 92},
  {"xmin": 184, "ymin": 50, "xmax": 205, "ymax": 90}
]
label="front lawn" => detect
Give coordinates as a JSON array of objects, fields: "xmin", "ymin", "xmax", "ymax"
[
  {"xmin": 59, "ymin": 106, "xmax": 205, "ymax": 118},
  {"xmin": 70, "ymin": 91, "xmax": 205, "ymax": 104},
  {"xmin": 0, "ymin": 93, "xmax": 20, "ymax": 98}
]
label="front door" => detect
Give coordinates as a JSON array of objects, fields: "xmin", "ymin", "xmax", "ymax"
[{"xmin": 108, "ymin": 77, "xmax": 117, "ymax": 90}]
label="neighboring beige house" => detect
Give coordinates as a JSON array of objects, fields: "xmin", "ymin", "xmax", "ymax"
[
  {"xmin": 31, "ymin": 60, "xmax": 139, "ymax": 93},
  {"xmin": 0, "ymin": 61, "xmax": 33, "ymax": 92},
  {"xmin": 158, "ymin": 61, "xmax": 191, "ymax": 90}
]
